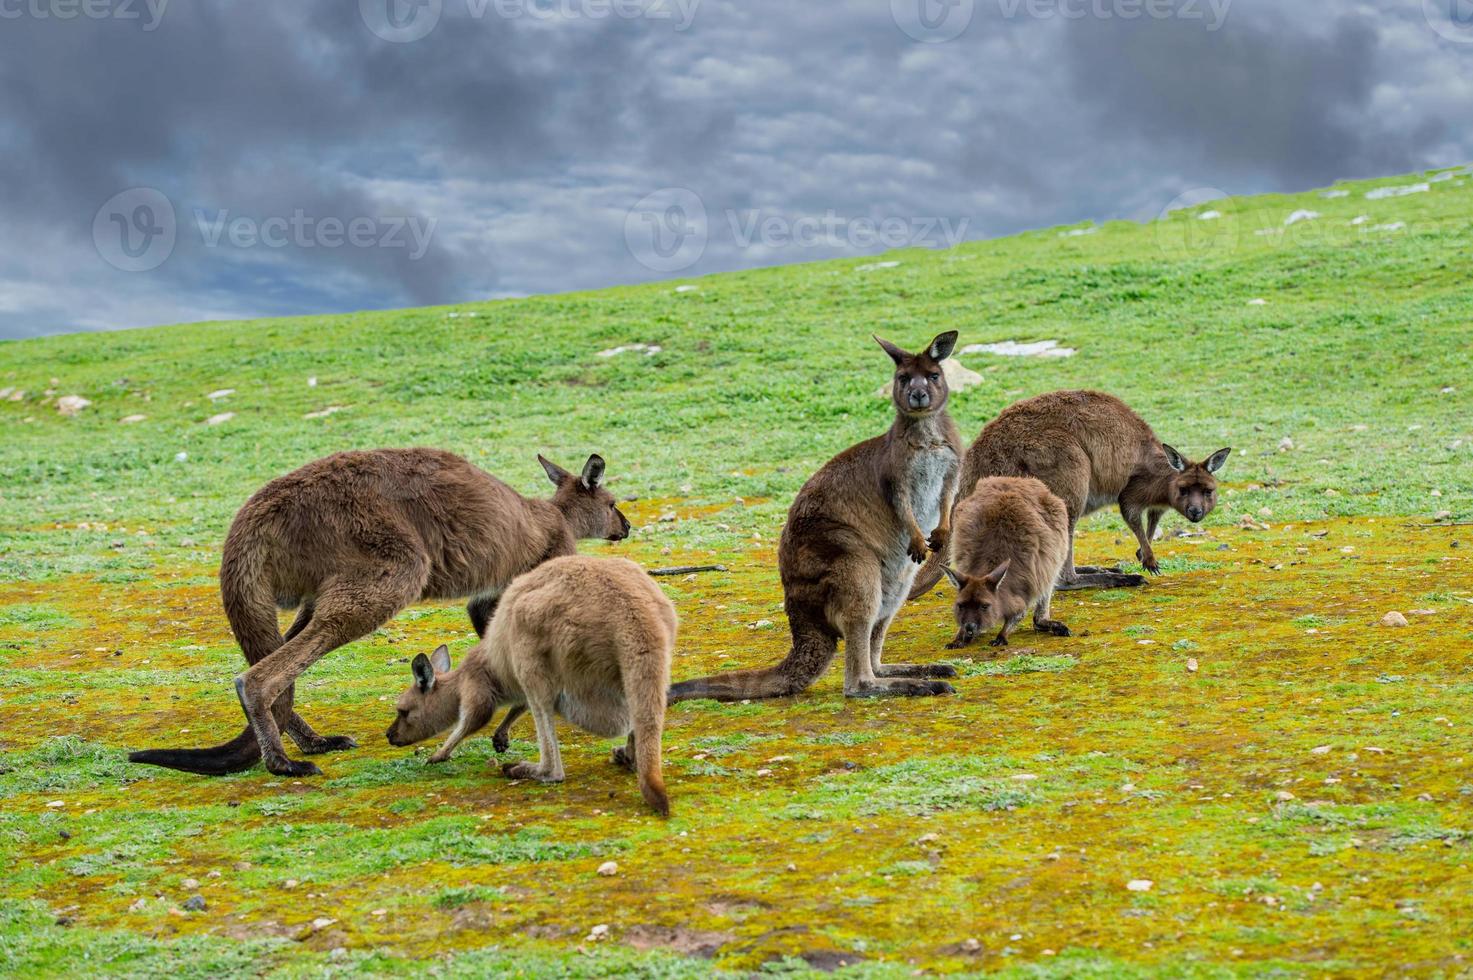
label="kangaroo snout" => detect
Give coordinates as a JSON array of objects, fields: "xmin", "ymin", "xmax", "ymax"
[
  {"xmin": 610, "ymin": 510, "xmax": 632, "ymax": 540},
  {"xmin": 907, "ymin": 389, "xmax": 931, "ymax": 410},
  {"xmin": 1186, "ymin": 506, "xmax": 1206, "ymax": 522}
]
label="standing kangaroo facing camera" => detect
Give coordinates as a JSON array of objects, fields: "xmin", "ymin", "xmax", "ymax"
[
  {"xmin": 387, "ymin": 556, "xmax": 676, "ymax": 817},
  {"xmin": 910, "ymin": 389, "xmax": 1230, "ymax": 596},
  {"xmin": 943, "ymin": 476, "xmax": 1071, "ymax": 649},
  {"xmin": 129, "ymin": 448, "xmax": 630, "ymax": 778},
  {"xmin": 668, "ymin": 332, "xmax": 963, "ymax": 703}
]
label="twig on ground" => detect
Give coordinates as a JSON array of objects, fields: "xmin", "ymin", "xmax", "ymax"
[
  {"xmin": 1400, "ymin": 521, "xmax": 1473, "ymax": 529},
  {"xmin": 648, "ymin": 564, "xmax": 728, "ymax": 577}
]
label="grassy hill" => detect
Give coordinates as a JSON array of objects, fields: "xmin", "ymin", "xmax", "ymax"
[{"xmin": 1, "ymin": 168, "xmax": 1471, "ymax": 977}]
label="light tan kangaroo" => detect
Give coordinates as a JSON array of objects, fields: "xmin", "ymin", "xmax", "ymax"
[
  {"xmin": 386, "ymin": 556, "xmax": 676, "ymax": 816},
  {"xmin": 943, "ymin": 476, "xmax": 1071, "ymax": 649}
]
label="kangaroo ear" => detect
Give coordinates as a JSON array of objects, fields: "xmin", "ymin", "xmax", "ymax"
[
  {"xmin": 430, "ymin": 644, "xmax": 451, "ymax": 673},
  {"xmin": 1205, "ymin": 447, "xmax": 1232, "ymax": 473},
  {"xmin": 984, "ymin": 559, "xmax": 1011, "ymax": 588},
  {"xmin": 411, "ymin": 653, "xmax": 436, "ymax": 693},
  {"xmin": 580, "ymin": 454, "xmax": 606, "ymax": 490},
  {"xmin": 538, "ymin": 454, "xmax": 571, "ymax": 486},
  {"xmin": 874, "ymin": 335, "xmax": 908, "ymax": 366},
  {"xmin": 942, "ymin": 566, "xmax": 967, "ymax": 589},
  {"xmin": 928, "ymin": 331, "xmax": 959, "ymax": 362},
  {"xmin": 1161, "ymin": 444, "xmax": 1187, "ymax": 473}
]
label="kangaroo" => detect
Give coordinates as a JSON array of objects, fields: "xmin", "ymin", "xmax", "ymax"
[
  {"xmin": 667, "ymin": 332, "xmax": 963, "ymax": 703},
  {"xmin": 129, "ymin": 448, "xmax": 630, "ymax": 778},
  {"xmin": 910, "ymin": 389, "xmax": 1230, "ymax": 596},
  {"xmin": 942, "ymin": 476, "xmax": 1071, "ymax": 649},
  {"xmin": 386, "ymin": 556, "xmax": 676, "ymax": 816}
]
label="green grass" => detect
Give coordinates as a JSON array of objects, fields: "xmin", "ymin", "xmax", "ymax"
[{"xmin": 2, "ymin": 167, "xmax": 1473, "ymax": 976}]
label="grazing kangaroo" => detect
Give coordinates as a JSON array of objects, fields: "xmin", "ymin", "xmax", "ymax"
[
  {"xmin": 911, "ymin": 389, "xmax": 1230, "ymax": 596},
  {"xmin": 129, "ymin": 448, "xmax": 630, "ymax": 778},
  {"xmin": 386, "ymin": 556, "xmax": 676, "ymax": 816},
  {"xmin": 943, "ymin": 476, "xmax": 1071, "ymax": 649},
  {"xmin": 667, "ymin": 332, "xmax": 963, "ymax": 703}
]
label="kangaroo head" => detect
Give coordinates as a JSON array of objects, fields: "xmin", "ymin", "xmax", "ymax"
[
  {"xmin": 875, "ymin": 331, "xmax": 958, "ymax": 417},
  {"xmin": 1160, "ymin": 445, "xmax": 1231, "ymax": 523},
  {"xmin": 541, "ymin": 453, "xmax": 631, "ymax": 542},
  {"xmin": 943, "ymin": 560, "xmax": 1019, "ymax": 647},
  {"xmin": 386, "ymin": 645, "xmax": 461, "ymax": 747}
]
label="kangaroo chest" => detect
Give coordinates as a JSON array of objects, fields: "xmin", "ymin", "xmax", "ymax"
[{"xmin": 901, "ymin": 441, "xmax": 957, "ymax": 533}]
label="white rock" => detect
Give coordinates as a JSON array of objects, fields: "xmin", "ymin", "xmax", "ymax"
[
  {"xmin": 588, "ymin": 924, "xmax": 610, "ymax": 940},
  {"xmin": 1311, "ymin": 745, "xmax": 1331, "ymax": 755},
  {"xmin": 307, "ymin": 376, "xmax": 318, "ymax": 387},
  {"xmin": 311, "ymin": 917, "xmax": 336, "ymax": 931},
  {"xmin": 960, "ymin": 339, "xmax": 1076, "ymax": 359},
  {"xmin": 1366, "ymin": 183, "xmax": 1429, "ymax": 200},
  {"xmin": 597, "ymin": 343, "xmax": 661, "ymax": 358},
  {"xmin": 1285, "ymin": 210, "xmax": 1320, "ymax": 226},
  {"xmin": 856, "ymin": 260, "xmax": 902, "ymax": 271},
  {"xmin": 56, "ymin": 395, "xmax": 91, "ymax": 416},
  {"xmin": 181, "ymin": 878, "xmax": 199, "ymax": 889},
  {"xmin": 45, "ymin": 800, "xmax": 64, "ymax": 808},
  {"xmin": 1247, "ymin": 298, "xmax": 1267, "ymax": 306},
  {"xmin": 1198, "ymin": 210, "xmax": 1222, "ymax": 220},
  {"xmin": 174, "ymin": 451, "xmax": 188, "ymax": 463},
  {"xmin": 1278, "ymin": 437, "xmax": 1294, "ymax": 451},
  {"xmin": 1371, "ymin": 222, "xmax": 1406, "ymax": 233},
  {"xmin": 1126, "ymin": 879, "xmax": 1153, "ymax": 892},
  {"xmin": 1380, "ymin": 611, "xmax": 1409, "ymax": 628},
  {"xmin": 1351, "ymin": 215, "xmax": 1371, "ymax": 226},
  {"xmin": 1321, "ymin": 189, "xmax": 1350, "ymax": 199},
  {"xmin": 1186, "ymin": 658, "xmax": 1199, "ymax": 673},
  {"xmin": 206, "ymin": 389, "xmax": 234, "ymax": 401},
  {"xmin": 303, "ymin": 406, "xmax": 346, "ymax": 419},
  {"xmin": 597, "ymin": 861, "xmax": 619, "ymax": 877},
  {"xmin": 1059, "ymin": 226, "xmax": 1097, "ymax": 238},
  {"xmin": 675, "ymin": 285, "xmax": 698, "ymax": 292},
  {"xmin": 205, "ymin": 412, "xmax": 235, "ymax": 426},
  {"xmin": 1275, "ymin": 790, "xmax": 1296, "ymax": 801},
  {"xmin": 119, "ymin": 414, "xmax": 147, "ymax": 424}
]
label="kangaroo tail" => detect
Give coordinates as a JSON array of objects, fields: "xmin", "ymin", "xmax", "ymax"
[
  {"xmin": 129, "ymin": 525, "xmax": 280, "ymax": 775},
  {"xmin": 623, "ymin": 642, "xmax": 673, "ymax": 817},
  {"xmin": 907, "ymin": 550, "xmax": 948, "ymax": 601},
  {"xmin": 667, "ymin": 604, "xmax": 837, "ymax": 704}
]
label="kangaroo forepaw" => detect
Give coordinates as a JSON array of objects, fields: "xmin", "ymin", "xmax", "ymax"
[
  {"xmin": 492, "ymin": 732, "xmax": 511, "ymax": 753},
  {"xmin": 1036, "ymin": 620, "xmax": 1072, "ymax": 637},
  {"xmin": 611, "ymin": 746, "xmax": 636, "ymax": 771},
  {"xmin": 989, "ymin": 635, "xmax": 1009, "ymax": 648}
]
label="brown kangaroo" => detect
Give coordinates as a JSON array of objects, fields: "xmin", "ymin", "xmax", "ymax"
[
  {"xmin": 386, "ymin": 556, "xmax": 676, "ymax": 816},
  {"xmin": 129, "ymin": 448, "xmax": 630, "ymax": 778},
  {"xmin": 943, "ymin": 476, "xmax": 1071, "ymax": 649},
  {"xmin": 667, "ymin": 332, "xmax": 963, "ymax": 703},
  {"xmin": 910, "ymin": 389, "xmax": 1230, "ymax": 596}
]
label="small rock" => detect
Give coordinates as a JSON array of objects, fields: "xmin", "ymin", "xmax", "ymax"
[
  {"xmin": 1434, "ymin": 510, "xmax": 1453, "ymax": 521},
  {"xmin": 45, "ymin": 800, "xmax": 64, "ymax": 809},
  {"xmin": 962, "ymin": 938, "xmax": 982, "ymax": 952},
  {"xmin": 1185, "ymin": 658, "xmax": 1199, "ymax": 673},
  {"xmin": 596, "ymin": 861, "xmax": 619, "ymax": 877},
  {"xmin": 233, "ymin": 861, "xmax": 252, "ymax": 872},
  {"xmin": 129, "ymin": 898, "xmax": 148, "ymax": 913},
  {"xmin": 206, "ymin": 389, "xmax": 235, "ymax": 401},
  {"xmin": 181, "ymin": 878, "xmax": 200, "ymax": 890},
  {"xmin": 1379, "ymin": 612, "xmax": 1409, "ymax": 628},
  {"xmin": 205, "ymin": 412, "xmax": 235, "ymax": 425},
  {"xmin": 119, "ymin": 414, "xmax": 147, "ymax": 424},
  {"xmin": 1275, "ymin": 790, "xmax": 1296, "ymax": 802},
  {"xmin": 283, "ymin": 878, "xmax": 299, "ymax": 889},
  {"xmin": 56, "ymin": 395, "xmax": 91, "ymax": 416},
  {"xmin": 588, "ymin": 923, "xmax": 610, "ymax": 941},
  {"xmin": 658, "ymin": 512, "xmax": 677, "ymax": 523},
  {"xmin": 307, "ymin": 376, "xmax": 318, "ymax": 387},
  {"xmin": 174, "ymin": 451, "xmax": 188, "ymax": 462},
  {"xmin": 1126, "ymin": 879, "xmax": 1154, "ymax": 892},
  {"xmin": 1278, "ymin": 436, "xmax": 1294, "ymax": 452},
  {"xmin": 311, "ymin": 917, "xmax": 336, "ymax": 931},
  {"xmin": 182, "ymin": 895, "xmax": 206, "ymax": 912},
  {"xmin": 1311, "ymin": 745, "xmax": 1331, "ymax": 755}
]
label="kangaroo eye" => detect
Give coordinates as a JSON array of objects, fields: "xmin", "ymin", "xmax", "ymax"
[{"xmin": 928, "ymin": 373, "xmax": 939, "ymax": 382}]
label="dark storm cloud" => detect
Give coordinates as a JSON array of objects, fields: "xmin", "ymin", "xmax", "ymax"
[{"xmin": 0, "ymin": 0, "xmax": 1469, "ymax": 339}]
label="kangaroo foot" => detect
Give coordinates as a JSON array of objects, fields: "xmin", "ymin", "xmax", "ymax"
[
  {"xmin": 1072, "ymin": 564, "xmax": 1121, "ymax": 575},
  {"xmin": 846, "ymin": 679, "xmax": 955, "ymax": 698},
  {"xmin": 501, "ymin": 762, "xmax": 563, "ymax": 784},
  {"xmin": 611, "ymin": 745, "xmax": 636, "ymax": 772},
  {"xmin": 1056, "ymin": 572, "xmax": 1147, "ymax": 592},
  {"xmin": 298, "ymin": 734, "xmax": 358, "ymax": 755},
  {"xmin": 1035, "ymin": 619, "xmax": 1072, "ymax": 637},
  {"xmin": 989, "ymin": 635, "xmax": 1009, "ymax": 648},
  {"xmin": 263, "ymin": 755, "xmax": 323, "ymax": 778},
  {"xmin": 875, "ymin": 663, "xmax": 959, "ymax": 679},
  {"xmin": 493, "ymin": 732, "xmax": 512, "ymax": 753}
]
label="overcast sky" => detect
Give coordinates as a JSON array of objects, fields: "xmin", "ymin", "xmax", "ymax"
[{"xmin": 1, "ymin": 0, "xmax": 1470, "ymax": 340}]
